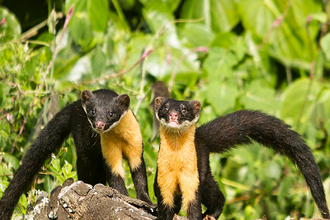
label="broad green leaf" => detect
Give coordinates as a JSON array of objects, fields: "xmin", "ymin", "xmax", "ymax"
[
  {"xmin": 211, "ymin": 32, "xmax": 248, "ymax": 62},
  {"xmin": 237, "ymin": 0, "xmax": 275, "ymax": 38},
  {"xmin": 280, "ymin": 78, "xmax": 322, "ymax": 125},
  {"xmin": 91, "ymin": 45, "xmax": 106, "ymax": 76},
  {"xmin": 179, "ymin": 23, "xmax": 215, "ymax": 47},
  {"xmin": 139, "ymin": 0, "xmax": 182, "ymax": 12},
  {"xmin": 321, "ymin": 33, "xmax": 330, "ymax": 61},
  {"xmin": 206, "ymin": 81, "xmax": 239, "ymax": 115},
  {"xmin": 180, "ymin": 0, "xmax": 239, "ymax": 33},
  {"xmin": 142, "ymin": 3, "xmax": 181, "ymax": 48},
  {"xmin": 211, "ymin": 32, "xmax": 238, "ymax": 49},
  {"xmin": 51, "ymin": 158, "xmax": 61, "ymax": 173},
  {"xmin": 309, "ymin": 12, "xmax": 327, "ymax": 23},
  {"xmin": 0, "ymin": 160, "xmax": 13, "ymax": 177},
  {"xmin": 311, "ymin": 89, "xmax": 330, "ymax": 122},
  {"xmin": 62, "ymin": 161, "xmax": 77, "ymax": 180},
  {"xmin": 87, "ymin": 0, "xmax": 108, "ymax": 32},
  {"xmin": 65, "ymin": 0, "xmax": 87, "ymax": 14},
  {"xmin": 238, "ymin": 0, "xmax": 321, "ymax": 66},
  {"xmin": 241, "ymin": 80, "xmax": 280, "ymax": 114},
  {"xmin": 2, "ymin": 153, "xmax": 20, "ymax": 170},
  {"xmin": 203, "ymin": 47, "xmax": 238, "ymax": 81},
  {"xmin": 69, "ymin": 12, "xmax": 93, "ymax": 49},
  {"xmin": 0, "ymin": 7, "xmax": 21, "ymax": 42}
]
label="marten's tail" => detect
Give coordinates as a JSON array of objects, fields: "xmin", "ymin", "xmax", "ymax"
[
  {"xmin": 0, "ymin": 103, "xmax": 74, "ymax": 220},
  {"xmin": 196, "ymin": 110, "xmax": 329, "ymax": 218}
]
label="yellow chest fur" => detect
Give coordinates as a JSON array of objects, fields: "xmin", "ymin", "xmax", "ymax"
[
  {"xmin": 100, "ymin": 110, "xmax": 143, "ymax": 178},
  {"xmin": 157, "ymin": 126, "xmax": 199, "ymax": 210}
]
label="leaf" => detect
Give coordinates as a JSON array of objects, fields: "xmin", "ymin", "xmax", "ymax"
[
  {"xmin": 139, "ymin": 0, "xmax": 182, "ymax": 12},
  {"xmin": 0, "ymin": 7, "xmax": 21, "ymax": 42},
  {"xmin": 91, "ymin": 45, "xmax": 106, "ymax": 76},
  {"xmin": 206, "ymin": 81, "xmax": 239, "ymax": 115},
  {"xmin": 211, "ymin": 32, "xmax": 248, "ymax": 62},
  {"xmin": 142, "ymin": 3, "xmax": 181, "ymax": 48},
  {"xmin": 280, "ymin": 78, "xmax": 322, "ymax": 125},
  {"xmin": 2, "ymin": 153, "xmax": 20, "ymax": 170},
  {"xmin": 87, "ymin": 0, "xmax": 109, "ymax": 32},
  {"xmin": 203, "ymin": 47, "xmax": 238, "ymax": 81},
  {"xmin": 277, "ymin": 177, "xmax": 292, "ymax": 209},
  {"xmin": 44, "ymin": 175, "xmax": 55, "ymax": 194},
  {"xmin": 241, "ymin": 80, "xmax": 280, "ymax": 114},
  {"xmin": 321, "ymin": 33, "xmax": 330, "ymax": 61},
  {"xmin": 180, "ymin": 0, "xmax": 239, "ymax": 33},
  {"xmin": 265, "ymin": 161, "xmax": 281, "ymax": 179},
  {"xmin": 69, "ymin": 12, "xmax": 93, "ymax": 49},
  {"xmin": 179, "ymin": 23, "xmax": 215, "ymax": 47},
  {"xmin": 238, "ymin": 0, "xmax": 321, "ymax": 66},
  {"xmin": 51, "ymin": 158, "xmax": 61, "ymax": 173}
]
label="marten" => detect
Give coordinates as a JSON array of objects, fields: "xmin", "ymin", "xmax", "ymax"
[
  {"xmin": 153, "ymin": 97, "xmax": 329, "ymax": 220},
  {"xmin": 0, "ymin": 89, "xmax": 151, "ymax": 220}
]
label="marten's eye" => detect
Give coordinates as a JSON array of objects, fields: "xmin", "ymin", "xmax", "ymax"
[
  {"xmin": 109, "ymin": 112, "xmax": 114, "ymax": 117},
  {"xmin": 181, "ymin": 108, "xmax": 187, "ymax": 114},
  {"xmin": 91, "ymin": 109, "xmax": 96, "ymax": 115},
  {"xmin": 165, "ymin": 103, "xmax": 170, "ymax": 112}
]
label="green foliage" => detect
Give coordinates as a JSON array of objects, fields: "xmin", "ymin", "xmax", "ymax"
[{"xmin": 1, "ymin": 0, "xmax": 330, "ymax": 219}]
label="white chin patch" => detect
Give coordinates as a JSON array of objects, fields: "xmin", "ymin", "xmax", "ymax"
[
  {"xmin": 156, "ymin": 112, "xmax": 200, "ymax": 133},
  {"xmin": 159, "ymin": 118, "xmax": 197, "ymax": 132},
  {"xmin": 169, "ymin": 121, "xmax": 179, "ymax": 126}
]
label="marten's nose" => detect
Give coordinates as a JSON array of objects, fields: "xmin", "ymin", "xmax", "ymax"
[
  {"xmin": 170, "ymin": 111, "xmax": 178, "ymax": 121},
  {"xmin": 95, "ymin": 121, "xmax": 105, "ymax": 130}
]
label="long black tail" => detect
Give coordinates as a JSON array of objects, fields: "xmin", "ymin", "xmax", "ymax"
[
  {"xmin": 196, "ymin": 110, "xmax": 329, "ymax": 218},
  {"xmin": 0, "ymin": 103, "xmax": 74, "ymax": 220}
]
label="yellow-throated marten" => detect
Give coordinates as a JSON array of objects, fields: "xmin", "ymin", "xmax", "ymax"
[
  {"xmin": 0, "ymin": 89, "xmax": 151, "ymax": 220},
  {"xmin": 153, "ymin": 97, "xmax": 329, "ymax": 220}
]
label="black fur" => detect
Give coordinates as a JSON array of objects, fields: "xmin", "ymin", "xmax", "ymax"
[
  {"xmin": 154, "ymin": 98, "xmax": 329, "ymax": 220},
  {"xmin": 0, "ymin": 89, "xmax": 151, "ymax": 220}
]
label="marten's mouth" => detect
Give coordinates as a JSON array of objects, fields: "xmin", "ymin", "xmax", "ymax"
[{"xmin": 169, "ymin": 119, "xmax": 179, "ymax": 126}]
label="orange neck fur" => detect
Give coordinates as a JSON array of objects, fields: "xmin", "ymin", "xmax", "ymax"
[
  {"xmin": 157, "ymin": 124, "xmax": 199, "ymax": 210},
  {"xmin": 100, "ymin": 109, "xmax": 143, "ymax": 178}
]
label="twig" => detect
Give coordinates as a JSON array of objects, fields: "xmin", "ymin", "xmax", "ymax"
[
  {"xmin": 258, "ymin": 1, "xmax": 291, "ymax": 49},
  {"xmin": 45, "ymin": 6, "xmax": 74, "ymax": 78},
  {"xmin": 71, "ymin": 48, "xmax": 153, "ymax": 90},
  {"xmin": 20, "ymin": 12, "xmax": 64, "ymax": 41},
  {"xmin": 16, "ymin": 6, "xmax": 74, "ymax": 142}
]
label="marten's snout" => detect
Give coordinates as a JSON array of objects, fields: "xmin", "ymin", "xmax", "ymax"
[
  {"xmin": 95, "ymin": 120, "xmax": 105, "ymax": 131},
  {"xmin": 169, "ymin": 111, "xmax": 179, "ymax": 125}
]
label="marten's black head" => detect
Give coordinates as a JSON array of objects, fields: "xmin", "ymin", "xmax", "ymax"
[
  {"xmin": 154, "ymin": 97, "xmax": 201, "ymax": 132},
  {"xmin": 81, "ymin": 89, "xmax": 130, "ymax": 133}
]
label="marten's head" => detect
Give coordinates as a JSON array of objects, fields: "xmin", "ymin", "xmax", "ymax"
[
  {"xmin": 154, "ymin": 97, "xmax": 201, "ymax": 133},
  {"xmin": 81, "ymin": 89, "xmax": 130, "ymax": 133}
]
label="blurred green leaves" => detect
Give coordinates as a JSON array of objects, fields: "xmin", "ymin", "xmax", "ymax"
[
  {"xmin": 0, "ymin": 8, "xmax": 21, "ymax": 42},
  {"xmin": 1, "ymin": 0, "xmax": 330, "ymax": 219}
]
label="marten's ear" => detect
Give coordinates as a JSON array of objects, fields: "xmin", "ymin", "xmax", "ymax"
[
  {"xmin": 154, "ymin": 97, "xmax": 165, "ymax": 112},
  {"xmin": 117, "ymin": 94, "xmax": 130, "ymax": 110},
  {"xmin": 81, "ymin": 90, "xmax": 94, "ymax": 107},
  {"xmin": 191, "ymin": 100, "xmax": 201, "ymax": 117}
]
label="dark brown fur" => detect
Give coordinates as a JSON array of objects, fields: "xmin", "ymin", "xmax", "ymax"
[
  {"xmin": 154, "ymin": 98, "xmax": 329, "ymax": 220},
  {"xmin": 0, "ymin": 89, "xmax": 151, "ymax": 220}
]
